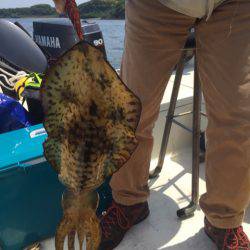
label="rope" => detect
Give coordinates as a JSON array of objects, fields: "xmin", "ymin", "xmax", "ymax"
[
  {"xmin": 0, "ymin": 66, "xmax": 27, "ymax": 91},
  {"xmin": 65, "ymin": 0, "xmax": 84, "ymax": 40}
]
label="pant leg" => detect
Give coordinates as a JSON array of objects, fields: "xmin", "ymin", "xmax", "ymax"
[
  {"xmin": 197, "ymin": 0, "xmax": 250, "ymax": 228},
  {"xmin": 110, "ymin": 0, "xmax": 195, "ymax": 206}
]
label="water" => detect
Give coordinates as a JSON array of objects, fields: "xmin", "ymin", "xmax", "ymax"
[{"xmin": 8, "ymin": 18, "xmax": 125, "ymax": 69}]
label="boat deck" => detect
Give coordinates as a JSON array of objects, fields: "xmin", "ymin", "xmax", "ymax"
[
  {"xmin": 41, "ymin": 148, "xmax": 250, "ymax": 250},
  {"xmin": 40, "ymin": 66, "xmax": 250, "ymax": 249}
]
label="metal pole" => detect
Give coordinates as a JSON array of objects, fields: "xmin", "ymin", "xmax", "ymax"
[
  {"xmin": 149, "ymin": 49, "xmax": 188, "ymax": 178},
  {"xmin": 177, "ymin": 51, "xmax": 201, "ymax": 218}
]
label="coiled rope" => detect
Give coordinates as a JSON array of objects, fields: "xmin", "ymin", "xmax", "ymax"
[{"xmin": 0, "ymin": 66, "xmax": 27, "ymax": 91}]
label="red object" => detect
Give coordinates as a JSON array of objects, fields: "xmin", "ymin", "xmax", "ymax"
[
  {"xmin": 204, "ymin": 217, "xmax": 250, "ymax": 249},
  {"xmin": 65, "ymin": 0, "xmax": 84, "ymax": 40},
  {"xmin": 99, "ymin": 201, "xmax": 149, "ymax": 249}
]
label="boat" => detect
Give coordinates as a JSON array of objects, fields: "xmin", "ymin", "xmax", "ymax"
[
  {"xmin": 0, "ymin": 19, "xmax": 111, "ymax": 250},
  {"xmin": 0, "ymin": 18, "xmax": 249, "ymax": 250}
]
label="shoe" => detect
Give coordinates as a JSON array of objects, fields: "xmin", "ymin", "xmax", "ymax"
[
  {"xmin": 204, "ymin": 217, "xmax": 250, "ymax": 250},
  {"xmin": 98, "ymin": 200, "xmax": 150, "ymax": 250}
]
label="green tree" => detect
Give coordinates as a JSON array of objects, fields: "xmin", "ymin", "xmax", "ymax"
[
  {"xmin": 0, "ymin": 0, "xmax": 125, "ymax": 19},
  {"xmin": 78, "ymin": 0, "xmax": 125, "ymax": 19},
  {"xmin": 30, "ymin": 4, "xmax": 55, "ymax": 16}
]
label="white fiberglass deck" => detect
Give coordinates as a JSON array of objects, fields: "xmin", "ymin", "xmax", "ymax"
[{"xmin": 40, "ymin": 66, "xmax": 250, "ymax": 249}]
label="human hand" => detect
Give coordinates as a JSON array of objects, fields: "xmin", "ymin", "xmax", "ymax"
[{"xmin": 53, "ymin": 0, "xmax": 66, "ymax": 14}]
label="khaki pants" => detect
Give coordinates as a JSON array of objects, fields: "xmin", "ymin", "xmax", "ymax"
[{"xmin": 110, "ymin": 0, "xmax": 250, "ymax": 229}]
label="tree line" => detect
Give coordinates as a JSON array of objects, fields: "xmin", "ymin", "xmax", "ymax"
[{"xmin": 0, "ymin": 0, "xmax": 125, "ymax": 19}]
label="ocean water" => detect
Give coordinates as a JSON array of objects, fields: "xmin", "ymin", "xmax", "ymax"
[{"xmin": 8, "ymin": 18, "xmax": 125, "ymax": 69}]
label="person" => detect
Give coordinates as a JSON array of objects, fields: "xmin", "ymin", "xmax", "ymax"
[{"xmin": 53, "ymin": 0, "xmax": 250, "ymax": 249}]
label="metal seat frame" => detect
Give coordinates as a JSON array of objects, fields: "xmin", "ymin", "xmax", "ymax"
[{"xmin": 150, "ymin": 35, "xmax": 205, "ymax": 219}]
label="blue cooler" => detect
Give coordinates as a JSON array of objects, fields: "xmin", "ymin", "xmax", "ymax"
[
  {"xmin": 0, "ymin": 125, "xmax": 64, "ymax": 250},
  {"xmin": 0, "ymin": 124, "xmax": 112, "ymax": 250}
]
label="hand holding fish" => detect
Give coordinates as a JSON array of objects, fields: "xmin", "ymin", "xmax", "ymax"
[{"xmin": 53, "ymin": 0, "xmax": 66, "ymax": 14}]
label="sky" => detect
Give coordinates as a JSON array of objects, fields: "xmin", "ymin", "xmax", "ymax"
[{"xmin": 0, "ymin": 0, "xmax": 89, "ymax": 9}]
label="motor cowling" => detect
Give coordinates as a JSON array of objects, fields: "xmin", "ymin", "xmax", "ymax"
[
  {"xmin": 0, "ymin": 19, "xmax": 47, "ymax": 74},
  {"xmin": 33, "ymin": 19, "xmax": 107, "ymax": 61}
]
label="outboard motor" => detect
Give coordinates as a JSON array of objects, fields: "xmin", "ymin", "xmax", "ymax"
[
  {"xmin": 0, "ymin": 19, "xmax": 108, "ymax": 125},
  {"xmin": 33, "ymin": 19, "xmax": 107, "ymax": 61},
  {"xmin": 0, "ymin": 20, "xmax": 47, "ymax": 74}
]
